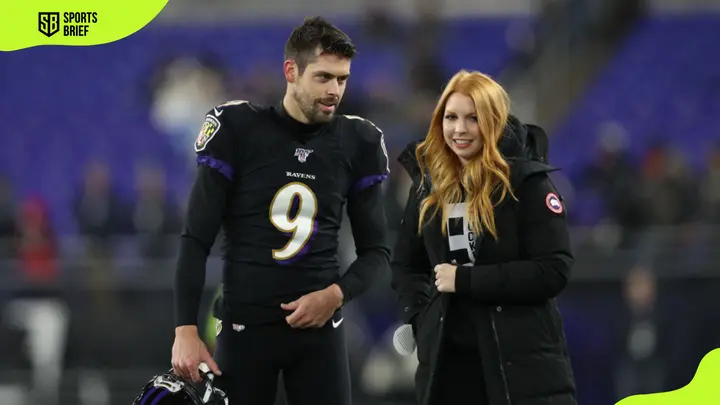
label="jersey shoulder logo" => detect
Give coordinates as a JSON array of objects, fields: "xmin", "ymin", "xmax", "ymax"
[
  {"xmin": 294, "ymin": 148, "xmax": 313, "ymax": 163},
  {"xmin": 195, "ymin": 115, "xmax": 221, "ymax": 152}
]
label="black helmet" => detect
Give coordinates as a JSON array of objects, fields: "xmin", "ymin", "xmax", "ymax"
[{"xmin": 132, "ymin": 363, "xmax": 227, "ymax": 405}]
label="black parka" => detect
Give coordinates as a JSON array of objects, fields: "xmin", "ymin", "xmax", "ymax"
[{"xmin": 391, "ymin": 116, "xmax": 578, "ymax": 405}]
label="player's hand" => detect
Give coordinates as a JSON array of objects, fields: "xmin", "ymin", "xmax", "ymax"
[
  {"xmin": 171, "ymin": 326, "xmax": 222, "ymax": 383},
  {"xmin": 434, "ymin": 263, "xmax": 457, "ymax": 293},
  {"xmin": 281, "ymin": 284, "xmax": 343, "ymax": 328}
]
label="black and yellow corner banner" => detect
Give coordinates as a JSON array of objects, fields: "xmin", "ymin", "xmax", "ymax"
[
  {"xmin": 615, "ymin": 348, "xmax": 720, "ymax": 405},
  {"xmin": 0, "ymin": 0, "xmax": 168, "ymax": 51}
]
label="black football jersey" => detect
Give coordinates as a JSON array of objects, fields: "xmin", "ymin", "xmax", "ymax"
[{"xmin": 186, "ymin": 100, "xmax": 390, "ymax": 324}]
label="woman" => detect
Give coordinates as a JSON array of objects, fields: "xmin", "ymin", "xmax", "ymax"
[{"xmin": 391, "ymin": 70, "xmax": 577, "ymax": 405}]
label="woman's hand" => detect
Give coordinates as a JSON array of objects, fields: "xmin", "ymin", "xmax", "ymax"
[{"xmin": 434, "ymin": 263, "xmax": 457, "ymax": 293}]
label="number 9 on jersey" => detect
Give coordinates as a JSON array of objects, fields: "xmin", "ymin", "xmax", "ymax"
[{"xmin": 269, "ymin": 182, "xmax": 318, "ymax": 261}]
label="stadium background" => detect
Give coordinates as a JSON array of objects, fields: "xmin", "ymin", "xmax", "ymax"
[{"xmin": 1, "ymin": 0, "xmax": 719, "ymax": 404}]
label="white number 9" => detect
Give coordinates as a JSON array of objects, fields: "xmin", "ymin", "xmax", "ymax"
[{"xmin": 269, "ymin": 182, "xmax": 318, "ymax": 260}]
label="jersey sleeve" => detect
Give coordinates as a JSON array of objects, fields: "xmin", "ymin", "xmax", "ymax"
[
  {"xmin": 174, "ymin": 103, "xmax": 245, "ymax": 327},
  {"xmin": 348, "ymin": 116, "xmax": 390, "ymax": 195},
  {"xmin": 193, "ymin": 106, "xmax": 240, "ymax": 181}
]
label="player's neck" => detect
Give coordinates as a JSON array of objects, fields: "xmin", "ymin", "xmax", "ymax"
[
  {"xmin": 282, "ymin": 94, "xmax": 312, "ymax": 124},
  {"xmin": 278, "ymin": 96, "xmax": 325, "ymax": 138}
]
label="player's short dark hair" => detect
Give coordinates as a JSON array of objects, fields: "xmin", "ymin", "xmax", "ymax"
[{"xmin": 284, "ymin": 16, "xmax": 357, "ymax": 74}]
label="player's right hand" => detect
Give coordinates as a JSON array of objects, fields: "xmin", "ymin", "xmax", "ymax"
[{"xmin": 171, "ymin": 326, "xmax": 222, "ymax": 383}]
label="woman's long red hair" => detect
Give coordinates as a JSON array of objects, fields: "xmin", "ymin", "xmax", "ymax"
[{"xmin": 416, "ymin": 70, "xmax": 514, "ymax": 240}]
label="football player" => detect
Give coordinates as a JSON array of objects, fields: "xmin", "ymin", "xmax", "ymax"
[{"xmin": 171, "ymin": 16, "xmax": 391, "ymax": 405}]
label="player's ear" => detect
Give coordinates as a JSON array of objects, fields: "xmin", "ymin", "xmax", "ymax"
[{"xmin": 283, "ymin": 60, "xmax": 297, "ymax": 83}]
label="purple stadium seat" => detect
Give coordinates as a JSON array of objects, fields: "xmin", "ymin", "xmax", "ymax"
[{"xmin": 551, "ymin": 15, "xmax": 720, "ymax": 223}]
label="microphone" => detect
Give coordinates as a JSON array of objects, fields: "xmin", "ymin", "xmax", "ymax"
[{"xmin": 392, "ymin": 324, "xmax": 416, "ymax": 356}]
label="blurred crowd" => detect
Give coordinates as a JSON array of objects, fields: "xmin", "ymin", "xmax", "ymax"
[
  {"xmin": 569, "ymin": 122, "xmax": 720, "ymax": 250},
  {"xmin": 0, "ymin": 161, "xmax": 182, "ymax": 285}
]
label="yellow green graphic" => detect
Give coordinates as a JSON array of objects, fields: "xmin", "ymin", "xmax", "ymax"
[
  {"xmin": 204, "ymin": 287, "xmax": 223, "ymax": 352},
  {"xmin": 0, "ymin": 0, "xmax": 168, "ymax": 52},
  {"xmin": 616, "ymin": 348, "xmax": 720, "ymax": 405}
]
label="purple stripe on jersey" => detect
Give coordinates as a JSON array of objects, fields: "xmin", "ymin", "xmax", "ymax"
[
  {"xmin": 140, "ymin": 387, "xmax": 157, "ymax": 405},
  {"xmin": 197, "ymin": 155, "xmax": 234, "ymax": 180},
  {"xmin": 276, "ymin": 219, "xmax": 319, "ymax": 266},
  {"xmin": 350, "ymin": 174, "xmax": 388, "ymax": 195}
]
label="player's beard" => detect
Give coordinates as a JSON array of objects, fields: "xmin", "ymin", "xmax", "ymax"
[{"xmin": 293, "ymin": 88, "xmax": 336, "ymax": 124}]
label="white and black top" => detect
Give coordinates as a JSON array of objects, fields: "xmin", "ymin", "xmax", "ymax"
[
  {"xmin": 444, "ymin": 202, "xmax": 481, "ymax": 349},
  {"xmin": 446, "ymin": 203, "xmax": 477, "ymax": 267}
]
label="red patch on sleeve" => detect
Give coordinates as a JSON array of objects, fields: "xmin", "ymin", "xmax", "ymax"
[{"xmin": 545, "ymin": 192, "xmax": 564, "ymax": 214}]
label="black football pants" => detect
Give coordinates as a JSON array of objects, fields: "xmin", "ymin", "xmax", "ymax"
[{"xmin": 212, "ymin": 311, "xmax": 350, "ymax": 405}]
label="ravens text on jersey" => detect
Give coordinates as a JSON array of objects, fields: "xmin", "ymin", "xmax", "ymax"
[{"xmin": 174, "ymin": 99, "xmax": 391, "ymax": 327}]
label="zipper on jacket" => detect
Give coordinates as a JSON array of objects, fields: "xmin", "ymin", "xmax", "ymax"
[{"xmin": 490, "ymin": 312, "xmax": 512, "ymax": 405}]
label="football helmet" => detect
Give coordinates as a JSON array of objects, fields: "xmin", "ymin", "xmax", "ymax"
[{"xmin": 132, "ymin": 363, "xmax": 227, "ymax": 405}]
